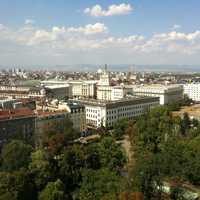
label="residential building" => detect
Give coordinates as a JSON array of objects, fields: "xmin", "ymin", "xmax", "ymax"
[
  {"xmin": 35, "ymin": 111, "xmax": 70, "ymax": 147},
  {"xmin": 0, "ymin": 85, "xmax": 46, "ymax": 99},
  {"xmin": 58, "ymin": 101, "xmax": 86, "ymax": 131},
  {"xmin": 0, "ymin": 108, "xmax": 36, "ymax": 147}
]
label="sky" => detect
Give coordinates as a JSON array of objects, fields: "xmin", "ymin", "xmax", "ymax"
[{"xmin": 0, "ymin": 0, "xmax": 200, "ymax": 66}]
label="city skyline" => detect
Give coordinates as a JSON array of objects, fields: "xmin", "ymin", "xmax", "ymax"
[{"xmin": 0, "ymin": 0, "xmax": 200, "ymax": 66}]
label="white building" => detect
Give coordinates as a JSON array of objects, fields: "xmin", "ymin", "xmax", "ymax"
[
  {"xmin": 132, "ymin": 84, "xmax": 183, "ymax": 105},
  {"xmin": 97, "ymin": 65, "xmax": 133, "ymax": 101},
  {"xmin": 41, "ymin": 80, "xmax": 97, "ymax": 99},
  {"xmin": 184, "ymin": 83, "xmax": 200, "ymax": 102},
  {"xmin": 69, "ymin": 80, "xmax": 97, "ymax": 98},
  {"xmin": 97, "ymin": 65, "xmax": 112, "ymax": 101},
  {"xmin": 79, "ymin": 96, "xmax": 159, "ymax": 128},
  {"xmin": 111, "ymin": 86, "xmax": 133, "ymax": 100},
  {"xmin": 0, "ymin": 85, "xmax": 46, "ymax": 99}
]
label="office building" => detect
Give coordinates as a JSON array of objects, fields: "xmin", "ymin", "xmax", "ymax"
[
  {"xmin": 79, "ymin": 96, "xmax": 159, "ymax": 128},
  {"xmin": 183, "ymin": 83, "xmax": 200, "ymax": 102},
  {"xmin": 132, "ymin": 84, "xmax": 183, "ymax": 105}
]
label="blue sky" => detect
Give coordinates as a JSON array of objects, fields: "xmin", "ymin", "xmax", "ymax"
[{"xmin": 0, "ymin": 0, "xmax": 200, "ymax": 66}]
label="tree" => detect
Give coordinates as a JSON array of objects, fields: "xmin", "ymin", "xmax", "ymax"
[
  {"xmin": 84, "ymin": 143, "xmax": 101, "ymax": 170},
  {"xmin": 1, "ymin": 140, "xmax": 32, "ymax": 171},
  {"xmin": 39, "ymin": 179, "xmax": 65, "ymax": 200},
  {"xmin": 170, "ymin": 186, "xmax": 186, "ymax": 200},
  {"xmin": 113, "ymin": 118, "xmax": 129, "ymax": 139},
  {"xmin": 180, "ymin": 113, "xmax": 190, "ymax": 136},
  {"xmin": 78, "ymin": 168, "xmax": 120, "ymax": 200},
  {"xmin": 0, "ymin": 170, "xmax": 37, "ymax": 200},
  {"xmin": 58, "ymin": 145, "xmax": 85, "ymax": 190},
  {"xmin": 98, "ymin": 136, "xmax": 126, "ymax": 170},
  {"xmin": 29, "ymin": 149, "xmax": 56, "ymax": 190},
  {"xmin": 132, "ymin": 153, "xmax": 163, "ymax": 200},
  {"xmin": 41, "ymin": 118, "xmax": 79, "ymax": 151}
]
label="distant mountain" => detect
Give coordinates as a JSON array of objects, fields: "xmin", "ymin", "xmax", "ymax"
[{"xmin": 0, "ymin": 64, "xmax": 200, "ymax": 73}]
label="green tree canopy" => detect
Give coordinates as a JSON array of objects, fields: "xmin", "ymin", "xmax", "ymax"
[
  {"xmin": 29, "ymin": 149, "xmax": 56, "ymax": 190},
  {"xmin": 0, "ymin": 170, "xmax": 37, "ymax": 200},
  {"xmin": 1, "ymin": 140, "xmax": 32, "ymax": 171},
  {"xmin": 78, "ymin": 168, "xmax": 120, "ymax": 200},
  {"xmin": 39, "ymin": 179, "xmax": 65, "ymax": 200}
]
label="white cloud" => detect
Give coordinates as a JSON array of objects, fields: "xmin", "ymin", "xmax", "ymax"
[
  {"xmin": 1, "ymin": 22, "xmax": 200, "ymax": 65},
  {"xmin": 25, "ymin": 19, "xmax": 35, "ymax": 25},
  {"xmin": 25, "ymin": 23, "xmax": 108, "ymax": 45},
  {"xmin": 84, "ymin": 3, "xmax": 133, "ymax": 17},
  {"xmin": 171, "ymin": 24, "xmax": 181, "ymax": 30},
  {"xmin": 0, "ymin": 24, "xmax": 6, "ymax": 31},
  {"xmin": 67, "ymin": 23, "xmax": 108, "ymax": 35}
]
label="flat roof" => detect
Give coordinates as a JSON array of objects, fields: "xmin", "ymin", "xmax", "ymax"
[
  {"xmin": 77, "ymin": 96, "xmax": 159, "ymax": 108},
  {"xmin": 0, "ymin": 108, "xmax": 35, "ymax": 121},
  {"xmin": 45, "ymin": 85, "xmax": 70, "ymax": 89},
  {"xmin": 36, "ymin": 110, "xmax": 69, "ymax": 118}
]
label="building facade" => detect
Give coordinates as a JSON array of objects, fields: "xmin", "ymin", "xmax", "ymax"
[
  {"xmin": 97, "ymin": 65, "xmax": 112, "ymax": 101},
  {"xmin": 132, "ymin": 85, "xmax": 183, "ymax": 105},
  {"xmin": 79, "ymin": 96, "xmax": 159, "ymax": 128},
  {"xmin": 41, "ymin": 80, "xmax": 97, "ymax": 99},
  {"xmin": 183, "ymin": 83, "xmax": 200, "ymax": 102},
  {"xmin": 0, "ymin": 108, "xmax": 36, "ymax": 147},
  {"xmin": 58, "ymin": 101, "xmax": 86, "ymax": 131},
  {"xmin": 0, "ymin": 85, "xmax": 46, "ymax": 99}
]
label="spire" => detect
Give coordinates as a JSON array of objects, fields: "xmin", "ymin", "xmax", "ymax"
[{"xmin": 104, "ymin": 64, "xmax": 108, "ymax": 72}]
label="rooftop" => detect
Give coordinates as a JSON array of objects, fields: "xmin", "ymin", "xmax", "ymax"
[
  {"xmin": 36, "ymin": 110, "xmax": 69, "ymax": 118},
  {"xmin": 77, "ymin": 95, "xmax": 159, "ymax": 107},
  {"xmin": 0, "ymin": 108, "xmax": 35, "ymax": 121},
  {"xmin": 45, "ymin": 84, "xmax": 70, "ymax": 89}
]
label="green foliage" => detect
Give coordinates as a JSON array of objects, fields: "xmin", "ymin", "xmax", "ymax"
[
  {"xmin": 134, "ymin": 106, "xmax": 174, "ymax": 154},
  {"xmin": 58, "ymin": 145, "xmax": 85, "ymax": 190},
  {"xmin": 39, "ymin": 179, "xmax": 65, "ymax": 200},
  {"xmin": 84, "ymin": 143, "xmax": 101, "ymax": 170},
  {"xmin": 29, "ymin": 149, "xmax": 56, "ymax": 190},
  {"xmin": 170, "ymin": 186, "xmax": 186, "ymax": 200},
  {"xmin": 98, "ymin": 136, "xmax": 126, "ymax": 170},
  {"xmin": 0, "ymin": 111, "xmax": 132, "ymax": 199},
  {"xmin": 113, "ymin": 118, "xmax": 129, "ymax": 139},
  {"xmin": 42, "ymin": 118, "xmax": 79, "ymax": 148},
  {"xmin": 1, "ymin": 140, "xmax": 32, "ymax": 172},
  {"xmin": 0, "ymin": 169, "xmax": 37, "ymax": 200},
  {"xmin": 129, "ymin": 104, "xmax": 200, "ymax": 199},
  {"xmin": 78, "ymin": 168, "xmax": 120, "ymax": 200},
  {"xmin": 133, "ymin": 153, "xmax": 164, "ymax": 200}
]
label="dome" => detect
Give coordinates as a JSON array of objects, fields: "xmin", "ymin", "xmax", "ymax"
[{"xmin": 97, "ymin": 68, "xmax": 102, "ymax": 74}]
